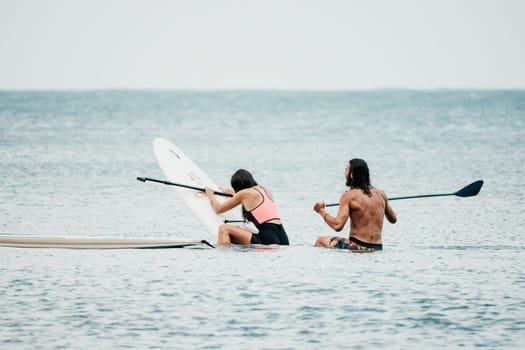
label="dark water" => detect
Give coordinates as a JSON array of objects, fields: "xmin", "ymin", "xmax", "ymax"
[{"xmin": 1, "ymin": 90, "xmax": 524, "ymax": 348}]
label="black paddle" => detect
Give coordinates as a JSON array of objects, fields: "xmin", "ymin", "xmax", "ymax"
[
  {"xmin": 136, "ymin": 177, "xmax": 233, "ymax": 197},
  {"xmin": 325, "ymin": 180, "xmax": 484, "ymax": 207}
]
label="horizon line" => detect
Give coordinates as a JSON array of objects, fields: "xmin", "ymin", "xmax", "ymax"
[{"xmin": 1, "ymin": 86, "xmax": 524, "ymax": 92}]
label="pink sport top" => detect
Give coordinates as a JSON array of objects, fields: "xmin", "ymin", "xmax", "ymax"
[{"xmin": 245, "ymin": 186, "xmax": 280, "ymax": 228}]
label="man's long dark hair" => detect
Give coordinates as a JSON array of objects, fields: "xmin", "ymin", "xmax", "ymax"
[
  {"xmin": 231, "ymin": 169, "xmax": 258, "ymax": 193},
  {"xmin": 346, "ymin": 158, "xmax": 372, "ymax": 196}
]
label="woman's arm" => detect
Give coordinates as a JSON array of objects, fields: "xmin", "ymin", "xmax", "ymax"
[
  {"xmin": 219, "ymin": 186, "xmax": 235, "ymax": 196},
  {"xmin": 205, "ymin": 187, "xmax": 244, "ymax": 214}
]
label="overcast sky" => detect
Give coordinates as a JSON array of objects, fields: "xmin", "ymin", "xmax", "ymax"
[{"xmin": 1, "ymin": 0, "xmax": 524, "ymax": 89}]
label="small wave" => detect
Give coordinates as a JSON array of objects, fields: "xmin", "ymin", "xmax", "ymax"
[{"xmin": 419, "ymin": 245, "xmax": 525, "ymax": 251}]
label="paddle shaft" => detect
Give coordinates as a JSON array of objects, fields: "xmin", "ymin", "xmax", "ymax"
[
  {"xmin": 325, "ymin": 180, "xmax": 483, "ymax": 207},
  {"xmin": 325, "ymin": 193, "xmax": 453, "ymax": 207},
  {"xmin": 136, "ymin": 177, "xmax": 232, "ymax": 197}
]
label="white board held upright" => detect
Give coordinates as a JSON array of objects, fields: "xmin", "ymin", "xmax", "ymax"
[{"xmin": 153, "ymin": 137, "xmax": 243, "ymax": 242}]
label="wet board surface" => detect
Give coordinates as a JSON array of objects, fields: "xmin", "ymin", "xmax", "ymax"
[{"xmin": 0, "ymin": 235, "xmax": 210, "ymax": 249}]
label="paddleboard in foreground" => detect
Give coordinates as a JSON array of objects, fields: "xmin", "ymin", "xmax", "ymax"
[
  {"xmin": 153, "ymin": 137, "xmax": 249, "ymax": 242},
  {"xmin": 0, "ymin": 235, "xmax": 213, "ymax": 249}
]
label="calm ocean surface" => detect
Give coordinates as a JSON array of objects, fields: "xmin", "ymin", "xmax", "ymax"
[{"xmin": 1, "ymin": 90, "xmax": 524, "ymax": 349}]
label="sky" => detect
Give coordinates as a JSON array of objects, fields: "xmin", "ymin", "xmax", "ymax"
[{"xmin": 0, "ymin": 0, "xmax": 524, "ymax": 90}]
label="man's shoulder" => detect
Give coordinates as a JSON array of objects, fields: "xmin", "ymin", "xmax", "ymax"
[
  {"xmin": 344, "ymin": 187, "xmax": 361, "ymax": 197},
  {"xmin": 371, "ymin": 187, "xmax": 387, "ymax": 199},
  {"xmin": 344, "ymin": 188, "xmax": 367, "ymax": 203},
  {"xmin": 371, "ymin": 186, "xmax": 384, "ymax": 193}
]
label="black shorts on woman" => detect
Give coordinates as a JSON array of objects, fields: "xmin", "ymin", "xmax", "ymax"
[{"xmin": 250, "ymin": 223, "xmax": 289, "ymax": 245}]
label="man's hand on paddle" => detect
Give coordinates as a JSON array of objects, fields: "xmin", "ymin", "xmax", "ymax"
[{"xmin": 313, "ymin": 201, "xmax": 326, "ymax": 213}]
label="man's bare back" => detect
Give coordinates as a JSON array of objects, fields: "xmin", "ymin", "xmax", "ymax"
[{"xmin": 343, "ymin": 187, "xmax": 396, "ymax": 244}]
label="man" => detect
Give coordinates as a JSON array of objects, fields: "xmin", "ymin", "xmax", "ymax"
[{"xmin": 313, "ymin": 158, "xmax": 397, "ymax": 251}]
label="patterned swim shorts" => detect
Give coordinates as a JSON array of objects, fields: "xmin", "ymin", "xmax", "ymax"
[{"xmin": 329, "ymin": 236, "xmax": 383, "ymax": 251}]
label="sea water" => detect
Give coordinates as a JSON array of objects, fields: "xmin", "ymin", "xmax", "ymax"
[{"xmin": 1, "ymin": 90, "xmax": 524, "ymax": 349}]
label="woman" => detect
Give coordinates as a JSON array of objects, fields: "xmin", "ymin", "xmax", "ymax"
[{"xmin": 204, "ymin": 169, "xmax": 289, "ymax": 245}]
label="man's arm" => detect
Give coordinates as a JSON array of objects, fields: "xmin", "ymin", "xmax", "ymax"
[
  {"xmin": 314, "ymin": 192, "xmax": 350, "ymax": 231},
  {"xmin": 384, "ymin": 194, "xmax": 397, "ymax": 223}
]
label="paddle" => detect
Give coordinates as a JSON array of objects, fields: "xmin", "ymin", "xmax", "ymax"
[
  {"xmin": 325, "ymin": 180, "xmax": 484, "ymax": 207},
  {"xmin": 136, "ymin": 177, "xmax": 233, "ymax": 197}
]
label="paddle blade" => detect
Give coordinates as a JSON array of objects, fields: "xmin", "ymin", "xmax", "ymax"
[
  {"xmin": 454, "ymin": 180, "xmax": 483, "ymax": 197},
  {"xmin": 136, "ymin": 177, "xmax": 146, "ymax": 182}
]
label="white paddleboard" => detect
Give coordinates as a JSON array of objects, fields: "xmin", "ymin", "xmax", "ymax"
[
  {"xmin": 0, "ymin": 236, "xmax": 210, "ymax": 249},
  {"xmin": 153, "ymin": 137, "xmax": 245, "ymax": 242}
]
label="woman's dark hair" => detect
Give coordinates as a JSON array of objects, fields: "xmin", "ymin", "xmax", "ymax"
[
  {"xmin": 231, "ymin": 169, "xmax": 258, "ymax": 193},
  {"xmin": 346, "ymin": 158, "xmax": 371, "ymax": 196}
]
